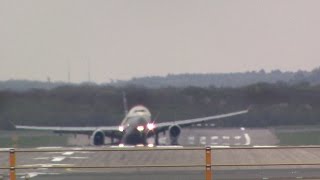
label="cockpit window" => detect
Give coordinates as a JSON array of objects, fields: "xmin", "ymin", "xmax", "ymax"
[{"xmin": 135, "ymin": 110, "xmax": 145, "ymax": 113}]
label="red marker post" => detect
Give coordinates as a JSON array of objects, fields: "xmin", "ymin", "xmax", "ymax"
[
  {"xmin": 9, "ymin": 149, "xmax": 16, "ymax": 180},
  {"xmin": 205, "ymin": 146, "xmax": 212, "ymax": 180}
]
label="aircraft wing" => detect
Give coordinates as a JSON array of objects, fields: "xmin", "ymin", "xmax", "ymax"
[
  {"xmin": 15, "ymin": 125, "xmax": 120, "ymax": 136},
  {"xmin": 154, "ymin": 109, "xmax": 249, "ymax": 133}
]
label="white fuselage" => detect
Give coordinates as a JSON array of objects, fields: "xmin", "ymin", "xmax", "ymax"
[{"xmin": 118, "ymin": 105, "xmax": 155, "ymax": 144}]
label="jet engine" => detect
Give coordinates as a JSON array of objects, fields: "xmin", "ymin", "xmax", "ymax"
[
  {"xmin": 90, "ymin": 129, "xmax": 105, "ymax": 146},
  {"xmin": 169, "ymin": 125, "xmax": 181, "ymax": 145}
]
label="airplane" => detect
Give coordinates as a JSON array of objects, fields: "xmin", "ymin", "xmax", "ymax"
[
  {"xmin": 14, "ymin": 94, "xmax": 249, "ymax": 146},
  {"xmin": 15, "ymin": 107, "xmax": 248, "ymax": 146}
]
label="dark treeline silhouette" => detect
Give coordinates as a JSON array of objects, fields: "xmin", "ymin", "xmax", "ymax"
[
  {"xmin": 112, "ymin": 68, "xmax": 320, "ymax": 88},
  {"xmin": 1, "ymin": 82, "xmax": 320, "ymax": 130},
  {"xmin": 1, "ymin": 67, "xmax": 320, "ymax": 91}
]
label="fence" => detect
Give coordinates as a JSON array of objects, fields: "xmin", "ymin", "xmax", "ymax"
[{"xmin": 2, "ymin": 146, "xmax": 320, "ymax": 180}]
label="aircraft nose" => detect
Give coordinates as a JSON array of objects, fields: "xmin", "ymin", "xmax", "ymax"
[{"xmin": 125, "ymin": 117, "xmax": 147, "ymax": 133}]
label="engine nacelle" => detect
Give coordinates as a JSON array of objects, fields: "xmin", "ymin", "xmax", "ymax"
[
  {"xmin": 169, "ymin": 125, "xmax": 181, "ymax": 145},
  {"xmin": 90, "ymin": 129, "xmax": 105, "ymax": 146}
]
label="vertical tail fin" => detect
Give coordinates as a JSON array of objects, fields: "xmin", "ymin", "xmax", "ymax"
[{"xmin": 122, "ymin": 91, "xmax": 128, "ymax": 116}]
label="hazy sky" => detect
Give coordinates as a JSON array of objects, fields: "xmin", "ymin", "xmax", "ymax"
[{"xmin": 1, "ymin": 0, "xmax": 320, "ymax": 83}]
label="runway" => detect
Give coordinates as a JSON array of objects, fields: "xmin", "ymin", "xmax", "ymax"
[
  {"xmin": 1, "ymin": 145, "xmax": 320, "ymax": 179},
  {"xmin": 0, "ymin": 128, "xmax": 319, "ymax": 179},
  {"xmin": 69, "ymin": 127, "xmax": 278, "ymax": 146},
  {"xmin": 26, "ymin": 169, "xmax": 320, "ymax": 180}
]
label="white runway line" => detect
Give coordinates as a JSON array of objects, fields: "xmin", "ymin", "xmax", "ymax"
[
  {"xmin": 20, "ymin": 172, "xmax": 60, "ymax": 179},
  {"xmin": 211, "ymin": 136, "xmax": 218, "ymax": 140},
  {"xmin": 69, "ymin": 157, "xmax": 88, "ymax": 159},
  {"xmin": 188, "ymin": 136, "xmax": 195, "ymax": 145},
  {"xmin": 62, "ymin": 152, "xmax": 74, "ymax": 156},
  {"xmin": 234, "ymin": 136, "xmax": 241, "ymax": 140},
  {"xmin": 34, "ymin": 157, "xmax": 50, "ymax": 160},
  {"xmin": 0, "ymin": 148, "xmax": 12, "ymax": 151},
  {"xmin": 200, "ymin": 136, "xmax": 207, "ymax": 145},
  {"xmin": 36, "ymin": 147, "xmax": 62, "ymax": 149},
  {"xmin": 156, "ymin": 146, "xmax": 184, "ymax": 148},
  {"xmin": 110, "ymin": 145, "xmax": 135, "ymax": 148},
  {"xmin": 222, "ymin": 136, "xmax": 230, "ymax": 140},
  {"xmin": 211, "ymin": 146, "xmax": 230, "ymax": 148},
  {"xmin": 244, "ymin": 133, "xmax": 251, "ymax": 145},
  {"xmin": 21, "ymin": 164, "xmax": 73, "ymax": 168},
  {"xmin": 52, "ymin": 157, "xmax": 66, "ymax": 162},
  {"xmin": 253, "ymin": 146, "xmax": 278, "ymax": 148},
  {"xmin": 21, "ymin": 172, "xmax": 40, "ymax": 178}
]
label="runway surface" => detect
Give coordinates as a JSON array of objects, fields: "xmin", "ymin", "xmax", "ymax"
[
  {"xmin": 0, "ymin": 128, "xmax": 319, "ymax": 179},
  {"xmin": 27, "ymin": 169, "xmax": 320, "ymax": 180},
  {"xmin": 69, "ymin": 127, "xmax": 279, "ymax": 146},
  {"xmin": 1, "ymin": 145, "xmax": 320, "ymax": 179}
]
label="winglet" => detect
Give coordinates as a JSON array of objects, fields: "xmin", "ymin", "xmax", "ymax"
[
  {"xmin": 7, "ymin": 120, "xmax": 17, "ymax": 129},
  {"xmin": 122, "ymin": 91, "xmax": 129, "ymax": 116}
]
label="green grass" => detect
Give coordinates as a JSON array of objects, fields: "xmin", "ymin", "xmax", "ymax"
[
  {"xmin": 276, "ymin": 131, "xmax": 320, "ymax": 146},
  {"xmin": 0, "ymin": 130, "xmax": 68, "ymax": 148}
]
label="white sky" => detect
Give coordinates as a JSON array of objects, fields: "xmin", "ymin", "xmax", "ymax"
[{"xmin": 0, "ymin": 0, "xmax": 319, "ymax": 83}]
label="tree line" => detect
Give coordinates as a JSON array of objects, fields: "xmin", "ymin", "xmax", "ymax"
[
  {"xmin": 1, "ymin": 82, "xmax": 320, "ymax": 130},
  {"xmin": 1, "ymin": 67, "xmax": 320, "ymax": 91}
]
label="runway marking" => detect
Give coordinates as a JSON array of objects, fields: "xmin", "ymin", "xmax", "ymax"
[
  {"xmin": 69, "ymin": 157, "xmax": 88, "ymax": 159},
  {"xmin": 34, "ymin": 157, "xmax": 50, "ymax": 160},
  {"xmin": 21, "ymin": 164, "xmax": 74, "ymax": 168},
  {"xmin": 156, "ymin": 146, "xmax": 184, "ymax": 148},
  {"xmin": 159, "ymin": 137, "xmax": 167, "ymax": 144},
  {"xmin": 20, "ymin": 172, "xmax": 60, "ymax": 179},
  {"xmin": 200, "ymin": 136, "xmax": 206, "ymax": 145},
  {"xmin": 36, "ymin": 147, "xmax": 62, "ymax": 149},
  {"xmin": 222, "ymin": 136, "xmax": 230, "ymax": 140},
  {"xmin": 21, "ymin": 172, "xmax": 40, "ymax": 178},
  {"xmin": 0, "ymin": 148, "xmax": 12, "ymax": 151},
  {"xmin": 244, "ymin": 133, "xmax": 251, "ymax": 145},
  {"xmin": 240, "ymin": 127, "xmax": 245, "ymax": 131},
  {"xmin": 188, "ymin": 136, "xmax": 195, "ymax": 145},
  {"xmin": 253, "ymin": 146, "xmax": 278, "ymax": 148},
  {"xmin": 211, "ymin": 136, "xmax": 218, "ymax": 140},
  {"xmin": 110, "ymin": 145, "xmax": 135, "ymax": 148},
  {"xmin": 62, "ymin": 152, "xmax": 74, "ymax": 155},
  {"xmin": 52, "ymin": 157, "xmax": 66, "ymax": 162},
  {"xmin": 234, "ymin": 136, "xmax": 241, "ymax": 140},
  {"xmin": 211, "ymin": 146, "xmax": 230, "ymax": 148}
]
